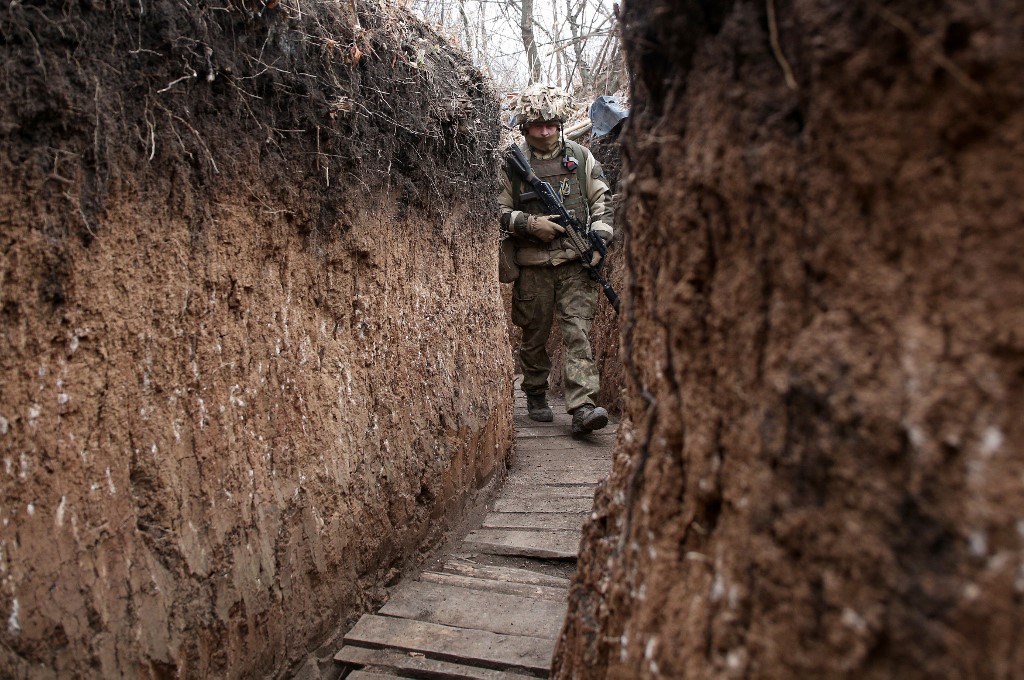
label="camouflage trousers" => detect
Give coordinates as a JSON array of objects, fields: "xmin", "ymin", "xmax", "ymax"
[{"xmin": 511, "ymin": 262, "xmax": 600, "ymax": 412}]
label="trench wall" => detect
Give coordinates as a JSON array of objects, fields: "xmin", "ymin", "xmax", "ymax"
[
  {"xmin": 0, "ymin": 2, "xmax": 509, "ymax": 677},
  {"xmin": 556, "ymin": 1, "xmax": 1024, "ymax": 677}
]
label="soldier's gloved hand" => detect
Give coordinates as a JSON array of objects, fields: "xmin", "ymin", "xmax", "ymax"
[{"xmin": 527, "ymin": 214, "xmax": 566, "ymax": 242}]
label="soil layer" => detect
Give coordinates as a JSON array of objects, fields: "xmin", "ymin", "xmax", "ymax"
[
  {"xmin": 556, "ymin": 1, "xmax": 1024, "ymax": 678},
  {"xmin": 0, "ymin": 1, "xmax": 508, "ymax": 677}
]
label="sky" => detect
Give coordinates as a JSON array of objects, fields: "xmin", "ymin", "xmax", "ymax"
[{"xmin": 407, "ymin": 0, "xmax": 617, "ymax": 96}]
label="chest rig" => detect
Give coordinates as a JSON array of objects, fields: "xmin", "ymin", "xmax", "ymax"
[{"xmin": 510, "ymin": 140, "xmax": 591, "ymax": 247}]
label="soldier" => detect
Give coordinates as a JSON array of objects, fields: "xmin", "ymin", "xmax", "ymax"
[{"xmin": 499, "ymin": 84, "xmax": 613, "ymax": 436}]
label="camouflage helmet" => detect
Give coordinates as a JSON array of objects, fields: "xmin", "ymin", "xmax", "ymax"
[{"xmin": 511, "ymin": 84, "xmax": 574, "ymax": 127}]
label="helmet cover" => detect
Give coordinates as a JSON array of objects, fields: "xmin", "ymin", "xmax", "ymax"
[{"xmin": 511, "ymin": 84, "xmax": 574, "ymax": 127}]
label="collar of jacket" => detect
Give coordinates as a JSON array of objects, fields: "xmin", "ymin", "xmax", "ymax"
[{"xmin": 524, "ymin": 140, "xmax": 564, "ymax": 161}]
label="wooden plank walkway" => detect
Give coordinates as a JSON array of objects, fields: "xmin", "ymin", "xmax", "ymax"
[{"xmin": 334, "ymin": 390, "xmax": 615, "ymax": 679}]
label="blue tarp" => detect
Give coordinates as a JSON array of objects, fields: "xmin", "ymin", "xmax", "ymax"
[{"xmin": 589, "ymin": 96, "xmax": 629, "ymax": 138}]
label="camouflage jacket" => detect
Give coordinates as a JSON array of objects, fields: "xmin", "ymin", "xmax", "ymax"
[{"xmin": 498, "ymin": 140, "xmax": 613, "ymax": 267}]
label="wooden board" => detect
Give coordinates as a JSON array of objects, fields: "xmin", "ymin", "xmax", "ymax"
[
  {"xmin": 514, "ymin": 413, "xmax": 573, "ymax": 427},
  {"xmin": 521, "ymin": 437, "xmax": 607, "ymax": 449},
  {"xmin": 417, "ymin": 571, "xmax": 567, "ymax": 602},
  {"xmin": 343, "ymin": 614, "xmax": 554, "ymax": 675},
  {"xmin": 517, "ymin": 427, "xmax": 617, "ymax": 439},
  {"xmin": 493, "ymin": 496, "xmax": 593, "ymax": 514},
  {"xmin": 344, "ymin": 670, "xmax": 407, "ymax": 679},
  {"xmin": 516, "ymin": 438, "xmax": 610, "ymax": 448},
  {"xmin": 464, "ymin": 529, "xmax": 581, "ymax": 560},
  {"xmin": 508, "ymin": 467, "xmax": 610, "ymax": 482},
  {"xmin": 515, "ymin": 428, "xmax": 573, "ymax": 439},
  {"xmin": 512, "ymin": 453, "xmax": 613, "ymax": 468},
  {"xmin": 481, "ymin": 512, "xmax": 587, "ymax": 532},
  {"xmin": 503, "ymin": 471, "xmax": 606, "ymax": 485},
  {"xmin": 509, "ymin": 464, "xmax": 611, "ymax": 479},
  {"xmin": 335, "ymin": 645, "xmax": 541, "ymax": 679},
  {"xmin": 511, "ymin": 463, "xmax": 610, "ymax": 474},
  {"xmin": 500, "ymin": 483, "xmax": 597, "ymax": 498},
  {"xmin": 330, "ymin": 383, "xmax": 614, "ymax": 680},
  {"xmin": 512, "ymin": 447, "xmax": 613, "ymax": 461},
  {"xmin": 442, "ymin": 558, "xmax": 570, "ymax": 588},
  {"xmin": 509, "ymin": 438, "xmax": 577, "ymax": 448},
  {"xmin": 380, "ymin": 581, "xmax": 567, "ymax": 639},
  {"xmin": 512, "ymin": 459, "xmax": 611, "ymax": 471}
]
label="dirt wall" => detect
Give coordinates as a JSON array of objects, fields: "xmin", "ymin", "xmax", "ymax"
[
  {"xmin": 557, "ymin": 1, "xmax": 1024, "ymax": 678},
  {"xmin": 0, "ymin": 1, "xmax": 509, "ymax": 677},
  {"xmin": 585, "ymin": 133, "xmax": 626, "ymax": 415}
]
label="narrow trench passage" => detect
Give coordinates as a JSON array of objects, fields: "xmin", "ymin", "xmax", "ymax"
[{"xmin": 333, "ymin": 381, "xmax": 617, "ymax": 678}]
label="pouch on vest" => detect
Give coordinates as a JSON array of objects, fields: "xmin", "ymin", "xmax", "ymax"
[{"xmin": 498, "ymin": 237, "xmax": 520, "ymax": 283}]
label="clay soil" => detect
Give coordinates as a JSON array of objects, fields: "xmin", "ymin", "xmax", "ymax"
[
  {"xmin": 557, "ymin": 1, "xmax": 1024, "ymax": 678},
  {"xmin": 0, "ymin": 1, "xmax": 510, "ymax": 677}
]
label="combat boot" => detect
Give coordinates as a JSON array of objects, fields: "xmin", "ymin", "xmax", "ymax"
[
  {"xmin": 571, "ymin": 404, "xmax": 608, "ymax": 435},
  {"xmin": 526, "ymin": 392, "xmax": 554, "ymax": 422}
]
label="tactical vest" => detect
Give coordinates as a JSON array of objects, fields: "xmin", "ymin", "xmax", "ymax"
[{"xmin": 510, "ymin": 140, "xmax": 591, "ymax": 266}]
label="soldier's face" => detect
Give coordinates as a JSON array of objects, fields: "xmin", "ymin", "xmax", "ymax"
[{"xmin": 525, "ymin": 121, "xmax": 560, "ymax": 150}]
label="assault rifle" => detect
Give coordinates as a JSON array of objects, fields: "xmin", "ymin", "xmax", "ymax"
[{"xmin": 505, "ymin": 144, "xmax": 621, "ymax": 314}]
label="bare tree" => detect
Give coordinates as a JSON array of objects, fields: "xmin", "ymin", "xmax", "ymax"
[
  {"xmin": 407, "ymin": 0, "xmax": 625, "ymax": 97},
  {"xmin": 476, "ymin": 0, "xmax": 488, "ymax": 70},
  {"xmin": 458, "ymin": 0, "xmax": 474, "ymax": 57},
  {"xmin": 551, "ymin": 0, "xmax": 563, "ymax": 87},
  {"xmin": 564, "ymin": 0, "xmax": 593, "ymax": 95},
  {"xmin": 520, "ymin": 0, "xmax": 543, "ymax": 83}
]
